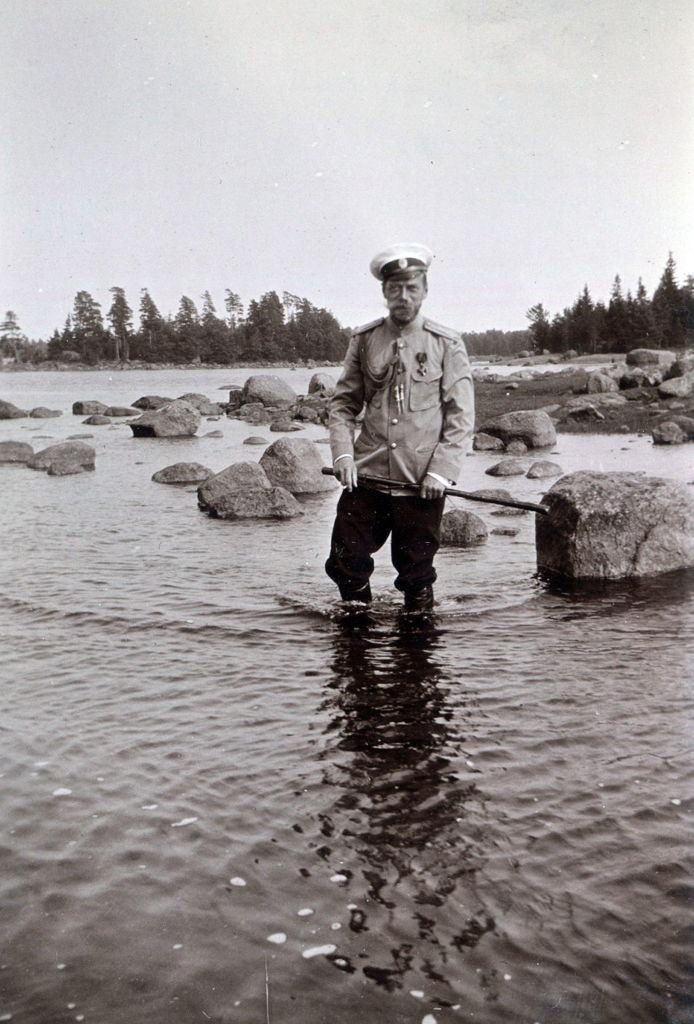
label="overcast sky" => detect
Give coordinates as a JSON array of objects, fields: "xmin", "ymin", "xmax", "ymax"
[{"xmin": 2, "ymin": 0, "xmax": 693, "ymax": 338}]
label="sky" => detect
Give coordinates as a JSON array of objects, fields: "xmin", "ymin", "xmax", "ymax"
[{"xmin": 2, "ymin": 0, "xmax": 693, "ymax": 338}]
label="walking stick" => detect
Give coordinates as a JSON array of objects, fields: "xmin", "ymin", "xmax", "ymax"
[{"xmin": 321, "ymin": 468, "xmax": 548, "ymax": 514}]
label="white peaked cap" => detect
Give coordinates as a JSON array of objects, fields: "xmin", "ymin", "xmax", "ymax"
[{"xmin": 369, "ymin": 243, "xmax": 434, "ymax": 281}]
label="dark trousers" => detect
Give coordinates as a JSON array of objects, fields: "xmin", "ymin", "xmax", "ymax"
[{"xmin": 325, "ymin": 486, "xmax": 445, "ymax": 596}]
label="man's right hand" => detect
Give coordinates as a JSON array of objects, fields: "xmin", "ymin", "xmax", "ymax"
[{"xmin": 335, "ymin": 457, "xmax": 358, "ymax": 491}]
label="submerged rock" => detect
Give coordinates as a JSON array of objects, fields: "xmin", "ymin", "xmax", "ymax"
[
  {"xmin": 152, "ymin": 462, "xmax": 213, "ymax": 484},
  {"xmin": 536, "ymin": 471, "xmax": 694, "ymax": 579},
  {"xmin": 0, "ymin": 399, "xmax": 27, "ymax": 419},
  {"xmin": 0, "ymin": 440, "xmax": 34, "ymax": 463},
  {"xmin": 27, "ymin": 441, "xmax": 96, "ymax": 476},
  {"xmin": 72, "ymin": 400, "xmax": 108, "ymax": 415},
  {"xmin": 270, "ymin": 418, "xmax": 304, "ymax": 432},
  {"xmin": 197, "ymin": 461, "xmax": 302, "ymax": 520},
  {"xmin": 130, "ymin": 399, "xmax": 200, "ymax": 437},
  {"xmin": 243, "ymin": 436, "xmax": 270, "ymax": 445},
  {"xmin": 82, "ymin": 415, "xmax": 112, "ymax": 425},
  {"xmin": 242, "ymin": 375, "xmax": 297, "ymax": 408},
  {"xmin": 505, "ymin": 439, "xmax": 528, "ymax": 455},
  {"xmin": 527, "ymin": 460, "xmax": 563, "ymax": 479},
  {"xmin": 440, "ymin": 509, "xmax": 488, "ymax": 546},
  {"xmin": 259, "ymin": 438, "xmax": 337, "ymax": 494},
  {"xmin": 29, "ymin": 407, "xmax": 62, "ymax": 418},
  {"xmin": 479, "ymin": 410, "xmax": 556, "ymax": 449},
  {"xmin": 104, "ymin": 405, "xmax": 139, "ymax": 417},
  {"xmin": 486, "ymin": 457, "xmax": 530, "ymax": 476}
]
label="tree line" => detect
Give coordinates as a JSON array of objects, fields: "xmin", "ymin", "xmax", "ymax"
[
  {"xmin": 0, "ymin": 288, "xmax": 352, "ymax": 365},
  {"xmin": 526, "ymin": 254, "xmax": 694, "ymax": 355}
]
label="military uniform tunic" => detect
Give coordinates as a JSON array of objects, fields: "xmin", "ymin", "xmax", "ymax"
[{"xmin": 329, "ymin": 312, "xmax": 475, "ymax": 492}]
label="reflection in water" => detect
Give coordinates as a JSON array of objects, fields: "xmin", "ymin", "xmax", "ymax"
[{"xmin": 315, "ymin": 612, "xmax": 495, "ymax": 997}]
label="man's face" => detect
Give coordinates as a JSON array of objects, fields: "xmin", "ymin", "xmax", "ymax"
[{"xmin": 383, "ymin": 273, "xmax": 427, "ymax": 326}]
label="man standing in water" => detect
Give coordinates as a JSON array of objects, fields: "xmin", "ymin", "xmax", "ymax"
[{"xmin": 325, "ymin": 244, "xmax": 475, "ymax": 610}]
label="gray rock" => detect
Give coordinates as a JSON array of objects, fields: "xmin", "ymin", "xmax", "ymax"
[
  {"xmin": 0, "ymin": 399, "xmax": 27, "ymax": 419},
  {"xmin": 440, "ymin": 509, "xmax": 488, "ymax": 546},
  {"xmin": 527, "ymin": 460, "xmax": 563, "ymax": 479},
  {"xmin": 242, "ymin": 375, "xmax": 297, "ymax": 408},
  {"xmin": 308, "ymin": 372, "xmax": 337, "ymax": 396},
  {"xmin": 260, "ymin": 437, "xmax": 337, "ymax": 494},
  {"xmin": 243, "ymin": 436, "xmax": 270, "ymax": 445},
  {"xmin": 0, "ymin": 441, "xmax": 33, "ymax": 463},
  {"xmin": 29, "ymin": 407, "xmax": 62, "ymax": 418},
  {"xmin": 82, "ymin": 415, "xmax": 112, "ymax": 425},
  {"xmin": 479, "ymin": 410, "xmax": 556, "ymax": 449},
  {"xmin": 27, "ymin": 441, "xmax": 95, "ymax": 476},
  {"xmin": 652, "ymin": 421, "xmax": 687, "ymax": 445},
  {"xmin": 72, "ymin": 401, "xmax": 108, "ymax": 416},
  {"xmin": 491, "ymin": 526, "xmax": 520, "ymax": 537},
  {"xmin": 131, "ymin": 395, "xmax": 174, "ymax": 410},
  {"xmin": 663, "ymin": 354, "xmax": 694, "ymax": 380},
  {"xmin": 668, "ymin": 415, "xmax": 694, "ymax": 439},
  {"xmin": 177, "ymin": 392, "xmax": 224, "ymax": 415},
  {"xmin": 130, "ymin": 399, "xmax": 201, "ymax": 438},
  {"xmin": 536, "ymin": 471, "xmax": 694, "ymax": 579},
  {"xmin": 486, "ymin": 458, "xmax": 531, "ymax": 477},
  {"xmin": 231, "ymin": 402, "xmax": 274, "ymax": 424},
  {"xmin": 204, "ymin": 430, "xmax": 224, "ymax": 438},
  {"xmin": 292, "ymin": 394, "xmax": 331, "ymax": 424},
  {"xmin": 104, "ymin": 405, "xmax": 139, "ymax": 417},
  {"xmin": 620, "ymin": 367, "xmax": 663, "ymax": 389},
  {"xmin": 197, "ymin": 462, "xmax": 302, "ymax": 520},
  {"xmin": 152, "ymin": 462, "xmax": 213, "ymax": 484},
  {"xmin": 563, "ymin": 393, "xmax": 627, "ymax": 413},
  {"xmin": 505, "ymin": 439, "xmax": 528, "ymax": 455},
  {"xmin": 270, "ymin": 418, "xmax": 304, "ymax": 432},
  {"xmin": 658, "ymin": 374, "xmax": 694, "ymax": 400},
  {"xmin": 67, "ymin": 433, "xmax": 94, "ymax": 439},
  {"xmin": 564, "ymin": 404, "xmax": 605, "ymax": 422},
  {"xmin": 626, "ymin": 348, "xmax": 676, "ymax": 369},
  {"xmin": 227, "ymin": 388, "xmax": 244, "ymax": 411},
  {"xmin": 587, "ymin": 372, "xmax": 619, "ymax": 394},
  {"xmin": 472, "ymin": 433, "xmax": 505, "ymax": 452},
  {"xmin": 468, "ymin": 487, "xmax": 513, "ymax": 502}
]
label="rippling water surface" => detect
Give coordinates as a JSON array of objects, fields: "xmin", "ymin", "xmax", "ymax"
[{"xmin": 1, "ymin": 369, "xmax": 692, "ymax": 1024}]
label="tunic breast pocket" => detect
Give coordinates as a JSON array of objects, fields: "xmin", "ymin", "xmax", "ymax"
[{"xmin": 409, "ymin": 372, "xmax": 442, "ymax": 411}]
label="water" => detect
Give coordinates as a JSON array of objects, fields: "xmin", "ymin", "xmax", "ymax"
[{"xmin": 1, "ymin": 369, "xmax": 692, "ymax": 1024}]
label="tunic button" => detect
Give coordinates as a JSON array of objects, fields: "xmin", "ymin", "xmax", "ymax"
[
  {"xmin": 391, "ymin": 418, "xmax": 398, "ymax": 425},
  {"xmin": 390, "ymin": 442, "xmax": 397, "ymax": 449}
]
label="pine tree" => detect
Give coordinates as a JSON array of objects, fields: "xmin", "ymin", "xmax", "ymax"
[
  {"xmin": 652, "ymin": 253, "xmax": 686, "ymax": 347},
  {"xmin": 525, "ymin": 303, "xmax": 551, "ymax": 353},
  {"xmin": 224, "ymin": 290, "xmax": 244, "ymax": 328},
  {"xmin": 0, "ymin": 310, "xmax": 24, "ymax": 359},
  {"xmin": 71, "ymin": 291, "xmax": 106, "ymax": 363},
  {"xmin": 107, "ymin": 287, "xmax": 133, "ymax": 361}
]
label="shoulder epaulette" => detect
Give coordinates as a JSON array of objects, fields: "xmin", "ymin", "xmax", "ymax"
[
  {"xmin": 352, "ymin": 317, "xmax": 384, "ymax": 336},
  {"xmin": 423, "ymin": 318, "xmax": 461, "ymax": 342}
]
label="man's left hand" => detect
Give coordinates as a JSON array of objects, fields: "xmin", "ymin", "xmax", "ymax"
[{"xmin": 420, "ymin": 473, "xmax": 447, "ymax": 500}]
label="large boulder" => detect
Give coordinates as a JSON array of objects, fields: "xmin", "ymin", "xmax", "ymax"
[
  {"xmin": 197, "ymin": 462, "xmax": 302, "ymax": 520},
  {"xmin": 132, "ymin": 395, "xmax": 173, "ymax": 410},
  {"xmin": 620, "ymin": 367, "xmax": 663, "ymax": 389},
  {"xmin": 0, "ymin": 399, "xmax": 27, "ymax": 419},
  {"xmin": 626, "ymin": 348, "xmax": 676, "ymax": 369},
  {"xmin": 241, "ymin": 375, "xmax": 297, "ymax": 408},
  {"xmin": 129, "ymin": 400, "xmax": 200, "ymax": 438},
  {"xmin": 657, "ymin": 374, "xmax": 694, "ymax": 400},
  {"xmin": 72, "ymin": 400, "xmax": 108, "ymax": 416},
  {"xmin": 259, "ymin": 438, "xmax": 337, "ymax": 494},
  {"xmin": 536, "ymin": 471, "xmax": 694, "ymax": 579},
  {"xmin": 177, "ymin": 393, "xmax": 224, "ymax": 415},
  {"xmin": 27, "ymin": 441, "xmax": 95, "ymax": 476},
  {"xmin": 0, "ymin": 441, "xmax": 33, "ymax": 464},
  {"xmin": 440, "ymin": 510, "xmax": 488, "ymax": 546},
  {"xmin": 30, "ymin": 407, "xmax": 62, "ymax": 418},
  {"xmin": 663, "ymin": 353, "xmax": 694, "ymax": 381},
  {"xmin": 152, "ymin": 462, "xmax": 213, "ymax": 484},
  {"xmin": 308, "ymin": 372, "xmax": 337, "ymax": 396},
  {"xmin": 478, "ymin": 410, "xmax": 556, "ymax": 449}
]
